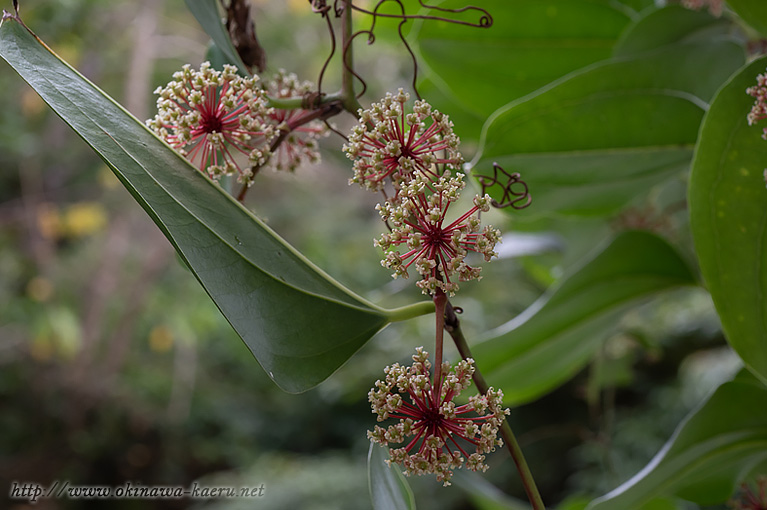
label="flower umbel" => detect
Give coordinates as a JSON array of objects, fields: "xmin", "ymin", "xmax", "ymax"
[
  {"xmin": 729, "ymin": 477, "xmax": 767, "ymax": 509},
  {"xmin": 147, "ymin": 62, "xmax": 274, "ymax": 186},
  {"xmin": 375, "ymin": 172, "xmax": 500, "ymax": 296},
  {"xmin": 682, "ymin": 0, "xmax": 723, "ymax": 16},
  {"xmin": 367, "ymin": 348, "xmax": 509, "ymax": 486},
  {"xmin": 747, "ymin": 69, "xmax": 767, "ymax": 140},
  {"xmin": 343, "ymin": 89, "xmax": 463, "ymax": 197},
  {"xmin": 264, "ymin": 70, "xmax": 328, "ymax": 172}
]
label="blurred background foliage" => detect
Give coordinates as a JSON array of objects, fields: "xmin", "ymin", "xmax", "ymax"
[{"xmin": 0, "ymin": 0, "xmax": 742, "ymax": 509}]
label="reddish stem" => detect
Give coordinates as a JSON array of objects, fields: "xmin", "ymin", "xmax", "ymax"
[
  {"xmin": 235, "ymin": 100, "xmax": 342, "ymax": 202},
  {"xmin": 432, "ymin": 289, "xmax": 447, "ymax": 408}
]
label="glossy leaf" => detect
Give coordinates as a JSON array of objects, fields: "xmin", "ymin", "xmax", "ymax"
[
  {"xmin": 473, "ymin": 39, "xmax": 745, "ymax": 217},
  {"xmin": 587, "ymin": 371, "xmax": 767, "ymax": 509},
  {"xmin": 415, "ymin": 76, "xmax": 487, "ymax": 144},
  {"xmin": 613, "ymin": 0, "xmax": 654, "ymax": 13},
  {"xmin": 184, "ymin": 0, "xmax": 249, "ymax": 74},
  {"xmin": 728, "ymin": 0, "xmax": 767, "ymax": 38},
  {"xmin": 559, "ymin": 496, "xmax": 683, "ymax": 510},
  {"xmin": 368, "ymin": 443, "xmax": 416, "ymax": 510},
  {"xmin": 0, "ymin": 16, "xmax": 433, "ymax": 393},
  {"xmin": 413, "ymin": 0, "xmax": 632, "ymax": 119},
  {"xmin": 472, "ymin": 231, "xmax": 696, "ymax": 406},
  {"xmin": 613, "ymin": 5, "xmax": 729, "ymax": 58},
  {"xmin": 688, "ymin": 56, "xmax": 767, "ymax": 384},
  {"xmin": 452, "ymin": 471, "xmax": 529, "ymax": 510}
]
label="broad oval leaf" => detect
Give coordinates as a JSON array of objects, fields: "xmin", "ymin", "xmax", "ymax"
[
  {"xmin": 368, "ymin": 443, "xmax": 416, "ymax": 510},
  {"xmin": 0, "ymin": 16, "xmax": 433, "ymax": 393},
  {"xmin": 413, "ymin": 0, "xmax": 633, "ymax": 136},
  {"xmin": 688, "ymin": 56, "xmax": 767, "ymax": 384},
  {"xmin": 727, "ymin": 0, "xmax": 767, "ymax": 38},
  {"xmin": 614, "ymin": 0, "xmax": 654, "ymax": 12},
  {"xmin": 613, "ymin": 5, "xmax": 729, "ymax": 58},
  {"xmin": 587, "ymin": 371, "xmax": 767, "ymax": 509},
  {"xmin": 472, "ymin": 39, "xmax": 745, "ymax": 217},
  {"xmin": 415, "ymin": 76, "xmax": 487, "ymax": 146},
  {"xmin": 472, "ymin": 231, "xmax": 697, "ymax": 406},
  {"xmin": 560, "ymin": 496, "xmax": 683, "ymax": 510}
]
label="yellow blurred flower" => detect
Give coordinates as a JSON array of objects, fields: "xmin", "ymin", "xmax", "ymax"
[
  {"xmin": 149, "ymin": 325, "xmax": 174, "ymax": 353},
  {"xmin": 63, "ymin": 202, "xmax": 108, "ymax": 238},
  {"xmin": 26, "ymin": 276, "xmax": 54, "ymax": 302}
]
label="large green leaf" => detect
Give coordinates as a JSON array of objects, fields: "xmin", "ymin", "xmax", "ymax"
[
  {"xmin": 613, "ymin": 5, "xmax": 729, "ymax": 58},
  {"xmin": 728, "ymin": 0, "xmax": 767, "ymax": 38},
  {"xmin": 472, "ymin": 39, "xmax": 745, "ymax": 217},
  {"xmin": 413, "ymin": 0, "xmax": 633, "ymax": 120},
  {"xmin": 560, "ymin": 496, "xmax": 683, "ymax": 510},
  {"xmin": 587, "ymin": 371, "xmax": 767, "ymax": 509},
  {"xmin": 184, "ymin": 0, "xmax": 249, "ymax": 75},
  {"xmin": 613, "ymin": 0, "xmax": 654, "ymax": 13},
  {"xmin": 452, "ymin": 471, "xmax": 529, "ymax": 510},
  {"xmin": 688, "ymin": 56, "xmax": 767, "ymax": 384},
  {"xmin": 0, "ymin": 15, "xmax": 432, "ymax": 393},
  {"xmin": 415, "ymin": 76, "xmax": 487, "ymax": 145},
  {"xmin": 368, "ymin": 444, "xmax": 416, "ymax": 510},
  {"xmin": 472, "ymin": 231, "xmax": 697, "ymax": 406}
]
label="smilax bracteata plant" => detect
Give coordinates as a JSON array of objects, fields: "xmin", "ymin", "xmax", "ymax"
[
  {"xmin": 149, "ymin": 73, "xmax": 511, "ymax": 484},
  {"xmin": 144, "ymin": 0, "xmax": 541, "ymax": 506}
]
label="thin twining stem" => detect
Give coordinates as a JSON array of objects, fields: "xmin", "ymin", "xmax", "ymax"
[{"xmin": 349, "ymin": 0, "xmax": 492, "ymax": 28}]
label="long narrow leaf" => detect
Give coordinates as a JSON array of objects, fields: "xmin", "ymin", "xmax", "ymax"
[
  {"xmin": 0, "ymin": 15, "xmax": 431, "ymax": 393},
  {"xmin": 184, "ymin": 0, "xmax": 249, "ymax": 74},
  {"xmin": 368, "ymin": 444, "xmax": 416, "ymax": 510}
]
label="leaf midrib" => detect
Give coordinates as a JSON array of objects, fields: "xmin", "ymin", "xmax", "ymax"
[{"xmin": 0, "ymin": 19, "xmax": 385, "ymax": 315}]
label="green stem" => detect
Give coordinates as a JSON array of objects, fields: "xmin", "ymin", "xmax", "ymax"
[
  {"xmin": 383, "ymin": 300, "xmax": 435, "ymax": 322},
  {"xmin": 266, "ymin": 91, "xmax": 342, "ymax": 110},
  {"xmin": 445, "ymin": 303, "xmax": 546, "ymax": 510},
  {"xmin": 340, "ymin": 0, "xmax": 363, "ymax": 115}
]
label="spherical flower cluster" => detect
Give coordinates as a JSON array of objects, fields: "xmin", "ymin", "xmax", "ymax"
[
  {"xmin": 147, "ymin": 62, "xmax": 274, "ymax": 186},
  {"xmin": 344, "ymin": 90, "xmax": 500, "ymax": 295},
  {"xmin": 343, "ymin": 89, "xmax": 463, "ymax": 197},
  {"xmin": 728, "ymin": 477, "xmax": 767, "ymax": 509},
  {"xmin": 747, "ymin": 70, "xmax": 767, "ymax": 140},
  {"xmin": 375, "ymin": 172, "xmax": 500, "ymax": 296},
  {"xmin": 264, "ymin": 70, "xmax": 328, "ymax": 172},
  {"xmin": 367, "ymin": 347, "xmax": 509, "ymax": 486},
  {"xmin": 682, "ymin": 0, "xmax": 723, "ymax": 16}
]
